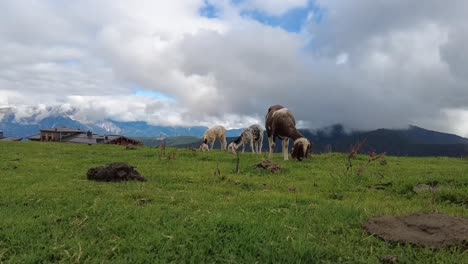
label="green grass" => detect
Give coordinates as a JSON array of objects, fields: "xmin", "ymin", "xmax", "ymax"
[{"xmin": 0, "ymin": 142, "xmax": 467, "ymax": 263}]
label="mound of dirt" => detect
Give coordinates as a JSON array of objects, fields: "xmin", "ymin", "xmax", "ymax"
[
  {"xmin": 364, "ymin": 213, "xmax": 468, "ymax": 249},
  {"xmin": 256, "ymin": 160, "xmax": 281, "ymax": 174},
  {"xmin": 87, "ymin": 163, "xmax": 147, "ymax": 182}
]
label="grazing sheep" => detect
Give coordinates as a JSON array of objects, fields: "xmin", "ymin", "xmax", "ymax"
[
  {"xmin": 202, "ymin": 125, "xmax": 227, "ymax": 150},
  {"xmin": 230, "ymin": 124, "xmax": 264, "ymax": 154},
  {"xmin": 199, "ymin": 143, "xmax": 209, "ymax": 152},
  {"xmin": 249, "ymin": 124, "xmax": 265, "ymax": 153},
  {"xmin": 227, "ymin": 142, "xmax": 237, "ymax": 154},
  {"xmin": 265, "ymin": 105, "xmax": 311, "ymax": 161}
]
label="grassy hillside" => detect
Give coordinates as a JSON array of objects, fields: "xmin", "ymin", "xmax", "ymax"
[
  {"xmin": 0, "ymin": 142, "xmax": 467, "ymax": 263},
  {"xmin": 137, "ymin": 136, "xmax": 200, "ymax": 148}
]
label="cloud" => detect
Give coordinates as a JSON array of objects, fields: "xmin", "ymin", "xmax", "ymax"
[{"xmin": 0, "ymin": 1, "xmax": 468, "ymax": 136}]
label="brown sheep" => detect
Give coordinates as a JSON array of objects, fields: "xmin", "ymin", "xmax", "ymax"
[{"xmin": 265, "ymin": 105, "xmax": 311, "ymax": 161}]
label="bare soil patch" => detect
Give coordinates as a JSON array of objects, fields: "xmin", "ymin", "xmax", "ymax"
[
  {"xmin": 256, "ymin": 160, "xmax": 281, "ymax": 174},
  {"xmin": 368, "ymin": 182, "xmax": 392, "ymax": 190},
  {"xmin": 87, "ymin": 163, "xmax": 147, "ymax": 182},
  {"xmin": 364, "ymin": 213, "xmax": 468, "ymax": 249},
  {"xmin": 379, "ymin": 255, "xmax": 399, "ymax": 264}
]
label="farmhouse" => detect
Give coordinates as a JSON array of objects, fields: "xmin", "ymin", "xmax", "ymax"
[
  {"xmin": 27, "ymin": 127, "xmax": 142, "ymax": 146},
  {"xmin": 28, "ymin": 127, "xmax": 85, "ymax": 142},
  {"xmin": 67, "ymin": 133, "xmax": 143, "ymax": 146}
]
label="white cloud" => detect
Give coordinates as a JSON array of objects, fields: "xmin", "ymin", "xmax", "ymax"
[
  {"xmin": 0, "ymin": 1, "xmax": 468, "ymax": 137},
  {"xmin": 335, "ymin": 52, "xmax": 348, "ymax": 65}
]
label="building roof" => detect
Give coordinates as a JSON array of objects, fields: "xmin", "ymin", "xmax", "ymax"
[
  {"xmin": 102, "ymin": 135, "xmax": 143, "ymax": 145},
  {"xmin": 0, "ymin": 137, "xmax": 22, "ymax": 142},
  {"xmin": 26, "ymin": 128, "xmax": 142, "ymax": 145},
  {"xmin": 64, "ymin": 133, "xmax": 105, "ymax": 144},
  {"xmin": 40, "ymin": 128, "xmax": 85, "ymax": 133},
  {"xmin": 27, "ymin": 134, "xmax": 41, "ymax": 140}
]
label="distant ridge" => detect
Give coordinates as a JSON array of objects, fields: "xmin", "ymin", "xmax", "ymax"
[
  {"xmin": 143, "ymin": 124, "xmax": 468, "ymax": 157},
  {"xmin": 0, "ymin": 110, "xmax": 243, "ymax": 138},
  {"xmin": 302, "ymin": 124, "xmax": 468, "ymax": 157},
  {"xmin": 1, "ymin": 112, "xmax": 468, "ymax": 157}
]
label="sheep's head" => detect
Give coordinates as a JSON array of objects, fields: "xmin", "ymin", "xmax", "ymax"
[
  {"xmin": 292, "ymin": 138, "xmax": 311, "ymax": 161},
  {"xmin": 227, "ymin": 142, "xmax": 237, "ymax": 154},
  {"xmin": 199, "ymin": 143, "xmax": 209, "ymax": 152}
]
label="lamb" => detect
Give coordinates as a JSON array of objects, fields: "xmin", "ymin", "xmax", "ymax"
[
  {"xmin": 265, "ymin": 105, "xmax": 311, "ymax": 161},
  {"xmin": 229, "ymin": 124, "xmax": 264, "ymax": 154},
  {"xmin": 201, "ymin": 125, "xmax": 227, "ymax": 150}
]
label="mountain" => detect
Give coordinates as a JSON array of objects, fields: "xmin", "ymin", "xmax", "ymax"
[
  {"xmin": 212, "ymin": 124, "xmax": 468, "ymax": 157},
  {"xmin": 137, "ymin": 136, "xmax": 201, "ymax": 148},
  {"xmin": 95, "ymin": 120, "xmax": 209, "ymax": 138},
  {"xmin": 1, "ymin": 109, "xmax": 467, "ymax": 157},
  {"xmin": 0, "ymin": 110, "xmax": 240, "ymax": 139},
  {"xmin": 400, "ymin": 125, "xmax": 468, "ymax": 144},
  {"xmin": 303, "ymin": 124, "xmax": 468, "ymax": 157}
]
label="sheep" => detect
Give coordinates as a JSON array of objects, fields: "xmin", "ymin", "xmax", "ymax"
[
  {"xmin": 229, "ymin": 124, "xmax": 265, "ymax": 154},
  {"xmin": 265, "ymin": 105, "xmax": 311, "ymax": 161},
  {"xmin": 201, "ymin": 125, "xmax": 227, "ymax": 150},
  {"xmin": 227, "ymin": 142, "xmax": 237, "ymax": 154},
  {"xmin": 249, "ymin": 124, "xmax": 264, "ymax": 153},
  {"xmin": 199, "ymin": 142, "xmax": 209, "ymax": 152}
]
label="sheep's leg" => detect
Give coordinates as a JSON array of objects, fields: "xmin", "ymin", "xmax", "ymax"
[
  {"xmin": 258, "ymin": 135, "xmax": 263, "ymax": 154},
  {"xmin": 242, "ymin": 143, "xmax": 245, "ymax": 153},
  {"xmin": 210, "ymin": 140, "xmax": 214, "ymax": 150},
  {"xmin": 268, "ymin": 136, "xmax": 275, "ymax": 159},
  {"xmin": 250, "ymin": 138, "xmax": 255, "ymax": 153},
  {"xmin": 222, "ymin": 135, "xmax": 227, "ymax": 150},
  {"xmin": 283, "ymin": 138, "xmax": 289, "ymax": 160}
]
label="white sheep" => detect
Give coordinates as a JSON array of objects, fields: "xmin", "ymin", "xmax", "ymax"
[
  {"xmin": 265, "ymin": 105, "xmax": 311, "ymax": 161},
  {"xmin": 227, "ymin": 142, "xmax": 237, "ymax": 154},
  {"xmin": 201, "ymin": 125, "xmax": 227, "ymax": 150},
  {"xmin": 199, "ymin": 143, "xmax": 209, "ymax": 152},
  {"xmin": 229, "ymin": 124, "xmax": 264, "ymax": 154}
]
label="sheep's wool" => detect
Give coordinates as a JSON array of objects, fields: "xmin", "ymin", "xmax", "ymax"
[
  {"xmin": 272, "ymin": 108, "xmax": 288, "ymax": 118},
  {"xmin": 294, "ymin": 137, "xmax": 310, "ymax": 155},
  {"xmin": 227, "ymin": 142, "xmax": 237, "ymax": 154}
]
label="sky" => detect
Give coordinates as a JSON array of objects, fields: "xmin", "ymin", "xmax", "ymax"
[{"xmin": 1, "ymin": 0, "xmax": 468, "ymax": 136}]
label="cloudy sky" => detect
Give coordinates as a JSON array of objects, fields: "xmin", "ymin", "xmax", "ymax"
[{"xmin": 1, "ymin": 0, "xmax": 468, "ymax": 136}]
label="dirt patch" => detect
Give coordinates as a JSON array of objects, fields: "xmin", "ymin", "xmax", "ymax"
[
  {"xmin": 364, "ymin": 213, "xmax": 468, "ymax": 249},
  {"xmin": 368, "ymin": 182, "xmax": 393, "ymax": 190},
  {"xmin": 379, "ymin": 255, "xmax": 399, "ymax": 264},
  {"xmin": 87, "ymin": 163, "xmax": 147, "ymax": 182},
  {"xmin": 255, "ymin": 160, "xmax": 281, "ymax": 174}
]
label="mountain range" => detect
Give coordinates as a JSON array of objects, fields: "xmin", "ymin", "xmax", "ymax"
[
  {"xmin": 147, "ymin": 124, "xmax": 468, "ymax": 157},
  {"xmin": 0, "ymin": 108, "xmax": 241, "ymax": 138},
  {"xmin": 302, "ymin": 124, "xmax": 468, "ymax": 157},
  {"xmin": 1, "ymin": 108, "xmax": 468, "ymax": 157}
]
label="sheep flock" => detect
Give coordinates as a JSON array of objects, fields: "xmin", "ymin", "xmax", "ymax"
[{"xmin": 200, "ymin": 105, "xmax": 311, "ymax": 161}]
